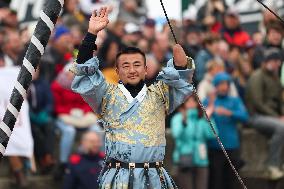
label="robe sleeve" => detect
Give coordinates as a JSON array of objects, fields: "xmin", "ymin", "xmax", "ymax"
[
  {"xmin": 156, "ymin": 57, "xmax": 195, "ymax": 114},
  {"xmin": 71, "ymin": 57, "xmax": 111, "ymax": 113}
]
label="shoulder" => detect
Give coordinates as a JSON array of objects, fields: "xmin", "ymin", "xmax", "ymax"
[{"xmin": 249, "ymin": 69, "xmax": 263, "ymax": 81}]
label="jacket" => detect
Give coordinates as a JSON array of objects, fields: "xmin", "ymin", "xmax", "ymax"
[
  {"xmin": 204, "ymin": 95, "xmax": 248, "ymax": 150},
  {"xmin": 51, "ymin": 80, "xmax": 92, "ymax": 115},
  {"xmin": 245, "ymin": 68, "xmax": 284, "ymax": 117},
  {"xmin": 171, "ymin": 109, "xmax": 217, "ymax": 167},
  {"xmin": 63, "ymin": 152, "xmax": 105, "ymax": 189}
]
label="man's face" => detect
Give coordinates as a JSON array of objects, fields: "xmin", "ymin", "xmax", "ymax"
[
  {"xmin": 55, "ymin": 33, "xmax": 73, "ymax": 53},
  {"xmin": 224, "ymin": 15, "xmax": 239, "ymax": 29},
  {"xmin": 265, "ymin": 59, "xmax": 281, "ymax": 74},
  {"xmin": 207, "ymin": 41, "xmax": 219, "ymax": 55},
  {"xmin": 4, "ymin": 31, "xmax": 23, "ymax": 54},
  {"xmin": 81, "ymin": 132, "xmax": 102, "ymax": 154},
  {"xmin": 116, "ymin": 53, "xmax": 147, "ymax": 85},
  {"xmin": 267, "ymin": 29, "xmax": 283, "ymax": 46}
]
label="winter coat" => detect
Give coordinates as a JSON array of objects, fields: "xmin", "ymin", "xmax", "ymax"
[{"xmin": 171, "ymin": 109, "xmax": 217, "ymax": 167}]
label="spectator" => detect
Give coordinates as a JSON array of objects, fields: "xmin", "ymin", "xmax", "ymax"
[
  {"xmin": 137, "ymin": 37, "xmax": 150, "ymax": 53},
  {"xmin": 106, "ymin": 20, "xmax": 126, "ymax": 48},
  {"xmin": 117, "ymin": 0, "xmax": 147, "ymax": 24},
  {"xmin": 232, "ymin": 52, "xmax": 253, "ymax": 101},
  {"xmin": 183, "ymin": 25, "xmax": 203, "ymax": 59},
  {"xmin": 1, "ymin": 29, "xmax": 23, "ymax": 67},
  {"xmin": 197, "ymin": 58, "xmax": 238, "ymax": 101},
  {"xmin": 197, "ymin": 0, "xmax": 226, "ymax": 33},
  {"xmin": 252, "ymin": 22, "xmax": 284, "ymax": 70},
  {"xmin": 28, "ymin": 67, "xmax": 56, "ymax": 173},
  {"xmin": 63, "ymin": 131, "xmax": 104, "ymax": 189},
  {"xmin": 41, "ymin": 25, "xmax": 74, "ymax": 82},
  {"xmin": 220, "ymin": 8, "xmax": 250, "ymax": 48},
  {"xmin": 148, "ymin": 33, "xmax": 172, "ymax": 66},
  {"xmin": 245, "ymin": 48, "xmax": 284, "ymax": 180},
  {"xmin": 97, "ymin": 38, "xmax": 120, "ymax": 84},
  {"xmin": 61, "ymin": 0, "xmax": 88, "ymax": 32},
  {"xmin": 51, "ymin": 64, "xmax": 101, "ymax": 180},
  {"xmin": 142, "ymin": 18, "xmax": 156, "ymax": 41},
  {"xmin": 145, "ymin": 55, "xmax": 161, "ymax": 86},
  {"xmin": 194, "ymin": 34, "xmax": 220, "ymax": 83},
  {"xmin": 227, "ymin": 45, "xmax": 242, "ymax": 74},
  {"xmin": 0, "ymin": 7, "xmax": 18, "ymax": 29},
  {"xmin": 122, "ymin": 22, "xmax": 142, "ymax": 46},
  {"xmin": 252, "ymin": 31, "xmax": 264, "ymax": 46},
  {"xmin": 0, "ymin": 66, "xmax": 34, "ymax": 188},
  {"xmin": 217, "ymin": 39, "xmax": 229, "ymax": 65},
  {"xmin": 259, "ymin": 8, "xmax": 279, "ymax": 36},
  {"xmin": 171, "ymin": 95, "xmax": 216, "ymax": 189},
  {"xmin": 204, "ymin": 72, "xmax": 248, "ymax": 189}
]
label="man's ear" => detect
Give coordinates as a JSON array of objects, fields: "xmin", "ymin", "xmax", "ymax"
[
  {"xmin": 145, "ymin": 65, "xmax": 148, "ymax": 76},
  {"xmin": 115, "ymin": 67, "xmax": 119, "ymax": 75}
]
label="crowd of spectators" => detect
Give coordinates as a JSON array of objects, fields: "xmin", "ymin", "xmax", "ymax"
[{"xmin": 0, "ymin": 0, "xmax": 283, "ymax": 188}]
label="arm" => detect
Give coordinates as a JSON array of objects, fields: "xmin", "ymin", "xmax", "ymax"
[
  {"xmin": 200, "ymin": 118, "xmax": 218, "ymax": 140},
  {"xmin": 231, "ymin": 97, "xmax": 249, "ymax": 122},
  {"xmin": 156, "ymin": 44, "xmax": 195, "ymax": 114},
  {"xmin": 71, "ymin": 7, "xmax": 111, "ymax": 113}
]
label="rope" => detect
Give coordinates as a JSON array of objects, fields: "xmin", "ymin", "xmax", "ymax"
[
  {"xmin": 0, "ymin": 0, "xmax": 63, "ymax": 159},
  {"xmin": 158, "ymin": 0, "xmax": 248, "ymax": 188},
  {"xmin": 159, "ymin": 0, "xmax": 178, "ymax": 44}
]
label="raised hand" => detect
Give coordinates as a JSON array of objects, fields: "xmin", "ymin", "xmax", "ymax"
[
  {"xmin": 173, "ymin": 44, "xmax": 188, "ymax": 67},
  {"xmin": 88, "ymin": 7, "xmax": 109, "ymax": 35}
]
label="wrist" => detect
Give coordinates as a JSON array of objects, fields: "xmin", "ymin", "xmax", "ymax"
[
  {"xmin": 87, "ymin": 29, "xmax": 98, "ymax": 35},
  {"xmin": 85, "ymin": 32, "xmax": 97, "ymax": 41}
]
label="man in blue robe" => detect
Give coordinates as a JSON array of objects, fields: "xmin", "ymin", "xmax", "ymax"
[{"xmin": 71, "ymin": 7, "xmax": 195, "ymax": 189}]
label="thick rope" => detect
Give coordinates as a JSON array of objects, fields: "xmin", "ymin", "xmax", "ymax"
[
  {"xmin": 158, "ymin": 0, "xmax": 248, "ymax": 188},
  {"xmin": 0, "ymin": 0, "xmax": 63, "ymax": 159}
]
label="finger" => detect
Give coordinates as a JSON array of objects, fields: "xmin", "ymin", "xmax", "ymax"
[
  {"xmin": 100, "ymin": 7, "xmax": 107, "ymax": 18},
  {"xmin": 92, "ymin": 9, "xmax": 97, "ymax": 17},
  {"xmin": 104, "ymin": 7, "xmax": 110, "ymax": 18},
  {"xmin": 97, "ymin": 8, "xmax": 103, "ymax": 17}
]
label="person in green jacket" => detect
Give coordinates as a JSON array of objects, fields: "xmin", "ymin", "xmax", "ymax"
[
  {"xmin": 245, "ymin": 48, "xmax": 284, "ymax": 180},
  {"xmin": 171, "ymin": 95, "xmax": 216, "ymax": 189}
]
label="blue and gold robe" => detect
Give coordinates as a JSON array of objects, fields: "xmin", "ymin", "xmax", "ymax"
[{"xmin": 71, "ymin": 56, "xmax": 194, "ymax": 189}]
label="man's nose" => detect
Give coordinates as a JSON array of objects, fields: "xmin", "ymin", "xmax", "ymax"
[{"xmin": 129, "ymin": 65, "xmax": 136, "ymax": 73}]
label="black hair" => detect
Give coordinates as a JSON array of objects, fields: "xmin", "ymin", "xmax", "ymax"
[{"xmin": 115, "ymin": 46, "xmax": 146, "ymax": 66}]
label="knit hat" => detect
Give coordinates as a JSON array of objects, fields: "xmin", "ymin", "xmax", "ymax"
[
  {"xmin": 263, "ymin": 48, "xmax": 282, "ymax": 62},
  {"xmin": 53, "ymin": 25, "xmax": 70, "ymax": 40},
  {"xmin": 213, "ymin": 72, "xmax": 231, "ymax": 86}
]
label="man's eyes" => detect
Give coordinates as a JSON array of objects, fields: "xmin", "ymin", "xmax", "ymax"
[
  {"xmin": 123, "ymin": 65, "xmax": 130, "ymax": 68},
  {"xmin": 122, "ymin": 64, "xmax": 141, "ymax": 68}
]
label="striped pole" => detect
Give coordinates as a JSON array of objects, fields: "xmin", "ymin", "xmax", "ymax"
[{"xmin": 0, "ymin": 0, "xmax": 64, "ymax": 159}]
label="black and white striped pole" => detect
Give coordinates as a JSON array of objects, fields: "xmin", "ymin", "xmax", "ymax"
[{"xmin": 0, "ymin": 0, "xmax": 64, "ymax": 159}]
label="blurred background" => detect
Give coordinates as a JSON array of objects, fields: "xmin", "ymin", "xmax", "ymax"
[{"xmin": 0, "ymin": 0, "xmax": 284, "ymax": 189}]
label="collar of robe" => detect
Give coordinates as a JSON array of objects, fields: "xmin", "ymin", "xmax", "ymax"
[{"xmin": 118, "ymin": 80, "xmax": 147, "ymax": 103}]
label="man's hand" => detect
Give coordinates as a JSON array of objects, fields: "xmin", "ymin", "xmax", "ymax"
[
  {"xmin": 173, "ymin": 44, "xmax": 188, "ymax": 67},
  {"xmin": 88, "ymin": 7, "xmax": 109, "ymax": 35}
]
